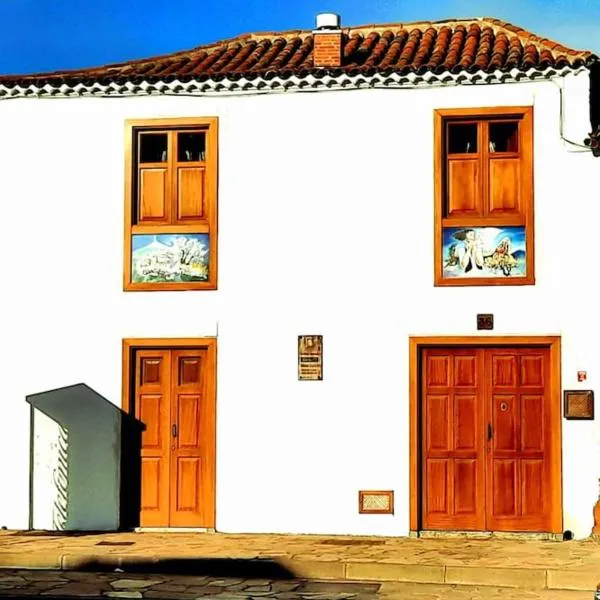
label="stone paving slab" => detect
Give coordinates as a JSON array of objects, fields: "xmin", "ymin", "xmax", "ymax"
[
  {"xmin": 0, "ymin": 570, "xmax": 381, "ymax": 600},
  {"xmin": 1, "ymin": 531, "xmax": 599, "ymax": 592},
  {"xmin": 378, "ymin": 582, "xmax": 593, "ymax": 599},
  {"xmin": 0, "ymin": 571, "xmax": 595, "ymax": 600}
]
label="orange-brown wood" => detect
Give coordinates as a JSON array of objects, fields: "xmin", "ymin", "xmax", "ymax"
[
  {"xmin": 177, "ymin": 167, "xmax": 206, "ymax": 221},
  {"xmin": 441, "ymin": 215, "xmax": 525, "ymax": 228},
  {"xmin": 138, "ymin": 167, "xmax": 170, "ymax": 223},
  {"xmin": 488, "ymin": 158, "xmax": 521, "ymax": 215},
  {"xmin": 447, "ymin": 158, "xmax": 481, "ymax": 217},
  {"xmin": 169, "ymin": 348, "xmax": 215, "ymax": 527},
  {"xmin": 409, "ymin": 336, "xmax": 562, "ymax": 534},
  {"xmin": 171, "ymin": 129, "xmax": 207, "ymax": 224},
  {"xmin": 433, "ymin": 106, "xmax": 534, "ymax": 287},
  {"xmin": 131, "ymin": 223, "xmax": 210, "ymax": 235},
  {"xmin": 485, "ymin": 347, "xmax": 553, "ymax": 531},
  {"xmin": 123, "ymin": 338, "xmax": 217, "ymax": 528},
  {"xmin": 135, "ymin": 349, "xmax": 171, "ymax": 527},
  {"xmin": 123, "ymin": 117, "xmax": 218, "ymax": 292},
  {"xmin": 421, "ymin": 348, "xmax": 486, "ymax": 530}
]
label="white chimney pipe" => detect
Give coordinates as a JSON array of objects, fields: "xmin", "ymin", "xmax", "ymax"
[{"xmin": 315, "ymin": 13, "xmax": 341, "ymax": 30}]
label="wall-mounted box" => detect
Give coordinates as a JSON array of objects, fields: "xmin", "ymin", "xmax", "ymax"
[{"xmin": 564, "ymin": 390, "xmax": 594, "ymax": 420}]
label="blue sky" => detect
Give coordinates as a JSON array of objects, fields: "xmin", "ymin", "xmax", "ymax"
[{"xmin": 1, "ymin": 0, "xmax": 598, "ymax": 75}]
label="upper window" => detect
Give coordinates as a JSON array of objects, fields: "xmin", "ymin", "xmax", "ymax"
[
  {"xmin": 434, "ymin": 107, "xmax": 534, "ymax": 286},
  {"xmin": 123, "ymin": 117, "xmax": 218, "ymax": 291}
]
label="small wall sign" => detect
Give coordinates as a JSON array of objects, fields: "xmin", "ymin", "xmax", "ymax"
[
  {"xmin": 477, "ymin": 314, "xmax": 494, "ymax": 330},
  {"xmin": 577, "ymin": 371, "xmax": 587, "ymax": 382},
  {"xmin": 564, "ymin": 390, "xmax": 594, "ymax": 420},
  {"xmin": 298, "ymin": 335, "xmax": 323, "ymax": 381},
  {"xmin": 358, "ymin": 490, "xmax": 394, "ymax": 515}
]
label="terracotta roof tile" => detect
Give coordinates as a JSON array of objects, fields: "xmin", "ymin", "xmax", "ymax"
[{"xmin": 0, "ymin": 17, "xmax": 596, "ymax": 87}]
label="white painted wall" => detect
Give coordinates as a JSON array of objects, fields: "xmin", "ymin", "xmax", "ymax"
[{"xmin": 0, "ymin": 71, "xmax": 598, "ymax": 538}]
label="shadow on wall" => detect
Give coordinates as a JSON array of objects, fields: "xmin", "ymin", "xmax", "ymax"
[{"xmin": 26, "ymin": 383, "xmax": 144, "ymax": 532}]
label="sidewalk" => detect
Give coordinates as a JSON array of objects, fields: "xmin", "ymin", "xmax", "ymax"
[{"xmin": 1, "ymin": 530, "xmax": 599, "ymax": 594}]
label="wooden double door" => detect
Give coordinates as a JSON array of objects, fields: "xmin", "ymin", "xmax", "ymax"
[
  {"xmin": 134, "ymin": 347, "xmax": 216, "ymax": 528},
  {"xmin": 421, "ymin": 346, "xmax": 555, "ymax": 532}
]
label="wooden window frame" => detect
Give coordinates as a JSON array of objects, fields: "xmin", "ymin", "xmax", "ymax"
[
  {"xmin": 123, "ymin": 117, "xmax": 218, "ymax": 292},
  {"xmin": 434, "ymin": 106, "xmax": 534, "ymax": 287}
]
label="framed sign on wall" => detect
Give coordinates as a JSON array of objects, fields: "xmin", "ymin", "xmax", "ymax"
[{"xmin": 298, "ymin": 335, "xmax": 323, "ymax": 381}]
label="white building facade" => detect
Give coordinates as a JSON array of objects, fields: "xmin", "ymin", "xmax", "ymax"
[{"xmin": 1, "ymin": 15, "xmax": 599, "ymax": 540}]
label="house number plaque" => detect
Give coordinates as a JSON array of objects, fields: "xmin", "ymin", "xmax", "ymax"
[
  {"xmin": 477, "ymin": 314, "xmax": 494, "ymax": 330},
  {"xmin": 298, "ymin": 335, "xmax": 323, "ymax": 381}
]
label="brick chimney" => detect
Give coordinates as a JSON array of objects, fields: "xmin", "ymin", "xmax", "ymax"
[{"xmin": 313, "ymin": 13, "xmax": 342, "ymax": 68}]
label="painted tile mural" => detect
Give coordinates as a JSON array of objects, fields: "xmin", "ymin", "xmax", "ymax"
[
  {"xmin": 442, "ymin": 226, "xmax": 526, "ymax": 278},
  {"xmin": 132, "ymin": 234, "xmax": 209, "ymax": 283}
]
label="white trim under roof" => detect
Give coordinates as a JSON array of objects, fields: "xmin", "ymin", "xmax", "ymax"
[{"xmin": 0, "ymin": 65, "xmax": 588, "ymax": 100}]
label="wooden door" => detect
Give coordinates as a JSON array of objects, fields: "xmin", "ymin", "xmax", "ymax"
[
  {"xmin": 135, "ymin": 348, "xmax": 215, "ymax": 528},
  {"xmin": 485, "ymin": 348, "xmax": 551, "ymax": 532},
  {"xmin": 136, "ymin": 349, "xmax": 171, "ymax": 527},
  {"xmin": 422, "ymin": 348, "xmax": 486, "ymax": 530},
  {"xmin": 421, "ymin": 346, "xmax": 553, "ymax": 532}
]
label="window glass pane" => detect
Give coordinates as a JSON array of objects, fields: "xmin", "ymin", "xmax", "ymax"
[
  {"xmin": 489, "ymin": 122, "xmax": 519, "ymax": 152},
  {"xmin": 178, "ymin": 132, "xmax": 206, "ymax": 162},
  {"xmin": 448, "ymin": 123, "xmax": 477, "ymax": 154},
  {"xmin": 140, "ymin": 133, "xmax": 167, "ymax": 163}
]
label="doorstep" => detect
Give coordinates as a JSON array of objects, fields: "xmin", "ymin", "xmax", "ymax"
[
  {"xmin": 0, "ymin": 531, "xmax": 598, "ymax": 594},
  {"xmin": 134, "ymin": 528, "xmax": 216, "ymax": 533},
  {"xmin": 412, "ymin": 530, "xmax": 565, "ymax": 541}
]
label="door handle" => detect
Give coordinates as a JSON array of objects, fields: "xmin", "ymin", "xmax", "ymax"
[
  {"xmin": 172, "ymin": 424, "xmax": 178, "ymax": 438},
  {"xmin": 487, "ymin": 424, "xmax": 493, "ymax": 441}
]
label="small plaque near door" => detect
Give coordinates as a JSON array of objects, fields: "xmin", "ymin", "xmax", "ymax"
[
  {"xmin": 477, "ymin": 314, "xmax": 494, "ymax": 330},
  {"xmin": 358, "ymin": 490, "xmax": 394, "ymax": 514},
  {"xmin": 564, "ymin": 390, "xmax": 594, "ymax": 420},
  {"xmin": 298, "ymin": 335, "xmax": 323, "ymax": 381}
]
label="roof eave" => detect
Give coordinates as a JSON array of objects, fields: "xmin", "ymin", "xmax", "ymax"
[{"xmin": 0, "ymin": 64, "xmax": 588, "ymax": 99}]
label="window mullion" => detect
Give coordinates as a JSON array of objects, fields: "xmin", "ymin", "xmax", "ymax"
[
  {"xmin": 480, "ymin": 120, "xmax": 489, "ymax": 218},
  {"xmin": 168, "ymin": 130, "xmax": 177, "ymax": 225}
]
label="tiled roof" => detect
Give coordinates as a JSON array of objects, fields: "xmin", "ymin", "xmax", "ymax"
[{"xmin": 0, "ymin": 17, "xmax": 596, "ymax": 89}]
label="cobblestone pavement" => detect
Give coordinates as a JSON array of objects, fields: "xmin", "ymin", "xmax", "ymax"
[
  {"xmin": 0, "ymin": 570, "xmax": 595, "ymax": 600},
  {"xmin": 0, "ymin": 570, "xmax": 381, "ymax": 599}
]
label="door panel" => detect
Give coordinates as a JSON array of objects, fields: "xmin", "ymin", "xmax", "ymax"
[
  {"xmin": 485, "ymin": 348, "xmax": 551, "ymax": 531},
  {"xmin": 521, "ymin": 395, "xmax": 543, "ymax": 451},
  {"xmin": 421, "ymin": 345, "xmax": 553, "ymax": 533},
  {"xmin": 135, "ymin": 350, "xmax": 171, "ymax": 527},
  {"xmin": 422, "ymin": 348, "xmax": 486, "ymax": 530},
  {"xmin": 491, "ymin": 459, "xmax": 517, "ymax": 516},
  {"xmin": 134, "ymin": 346, "xmax": 216, "ymax": 528},
  {"xmin": 169, "ymin": 349, "xmax": 215, "ymax": 527},
  {"xmin": 454, "ymin": 459, "xmax": 478, "ymax": 514},
  {"xmin": 492, "ymin": 394, "xmax": 517, "ymax": 452},
  {"xmin": 426, "ymin": 459, "xmax": 448, "ymax": 513}
]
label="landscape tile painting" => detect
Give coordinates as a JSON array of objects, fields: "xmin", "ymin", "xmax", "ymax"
[
  {"xmin": 132, "ymin": 234, "xmax": 209, "ymax": 283},
  {"xmin": 442, "ymin": 226, "xmax": 526, "ymax": 278}
]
